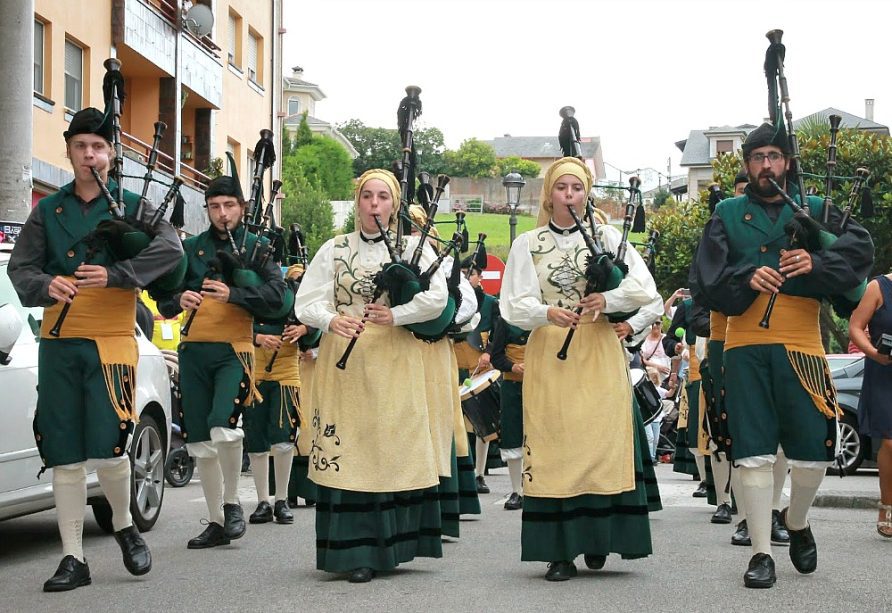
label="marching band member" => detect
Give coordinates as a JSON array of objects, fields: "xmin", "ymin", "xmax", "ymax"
[
  {"xmin": 501, "ymin": 157, "xmax": 660, "ymax": 581},
  {"xmin": 294, "ymin": 170, "xmax": 446, "ymax": 583},
  {"xmin": 9, "ymin": 107, "xmax": 183, "ymax": 590},
  {"xmin": 692, "ymin": 122, "xmax": 873, "ymax": 587},
  {"xmin": 244, "ymin": 263, "xmax": 312, "ymax": 525},
  {"xmin": 159, "ymin": 167, "xmax": 287, "ymax": 549}
]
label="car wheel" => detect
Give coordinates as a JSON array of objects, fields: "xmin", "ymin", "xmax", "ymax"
[
  {"xmin": 130, "ymin": 414, "xmax": 165, "ymax": 531},
  {"xmin": 164, "ymin": 446, "xmax": 194, "ymax": 487},
  {"xmin": 828, "ymin": 410, "xmax": 864, "ymax": 476}
]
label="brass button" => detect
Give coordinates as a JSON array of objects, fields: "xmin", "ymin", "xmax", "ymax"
[
  {"xmin": 289, "ymin": 435, "xmax": 295, "ymax": 441},
  {"xmin": 119, "ymin": 422, "xmax": 127, "ymax": 430},
  {"xmin": 35, "ymin": 434, "xmax": 41, "ymax": 441},
  {"xmin": 114, "ymin": 446, "xmax": 122, "ymax": 454},
  {"xmin": 229, "ymin": 416, "xmax": 237, "ymax": 423},
  {"xmin": 66, "ymin": 250, "xmax": 75, "ymax": 258},
  {"xmin": 721, "ymin": 413, "xmax": 727, "ymax": 420},
  {"xmin": 759, "ymin": 245, "xmax": 768, "ymax": 253},
  {"xmin": 198, "ymin": 250, "xmax": 205, "ymax": 256},
  {"xmin": 240, "ymin": 382, "xmax": 246, "ymax": 388},
  {"xmin": 726, "ymin": 438, "xmax": 732, "ymax": 445},
  {"xmin": 744, "ymin": 213, "xmax": 753, "ymax": 221},
  {"xmin": 826, "ymin": 439, "xmax": 833, "ymax": 447},
  {"xmin": 234, "ymin": 398, "xmax": 241, "ymax": 405},
  {"xmin": 183, "ymin": 432, "xmax": 188, "ymax": 439},
  {"xmin": 55, "ymin": 207, "xmax": 63, "ymax": 214}
]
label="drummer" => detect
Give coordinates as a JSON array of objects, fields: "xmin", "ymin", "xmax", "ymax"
[
  {"xmin": 456, "ymin": 257, "xmax": 500, "ymax": 495},
  {"xmin": 501, "ymin": 156, "xmax": 660, "ymax": 581}
]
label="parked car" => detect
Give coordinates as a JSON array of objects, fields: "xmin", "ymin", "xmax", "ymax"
[
  {"xmin": 827, "ymin": 353, "xmax": 878, "ymax": 476},
  {"xmin": 0, "ymin": 248, "xmax": 172, "ymax": 531}
]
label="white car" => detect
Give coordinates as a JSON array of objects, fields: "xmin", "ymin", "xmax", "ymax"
[{"xmin": 0, "ymin": 247, "xmax": 172, "ymax": 532}]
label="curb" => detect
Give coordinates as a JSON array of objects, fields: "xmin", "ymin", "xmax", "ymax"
[{"xmin": 813, "ymin": 493, "xmax": 879, "ymax": 509}]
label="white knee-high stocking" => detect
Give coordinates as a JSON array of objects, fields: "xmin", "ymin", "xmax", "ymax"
[
  {"xmin": 195, "ymin": 457, "xmax": 225, "ymax": 525},
  {"xmin": 249, "ymin": 452, "xmax": 269, "ymax": 503},
  {"xmin": 785, "ymin": 466, "xmax": 824, "ymax": 530},
  {"xmin": 694, "ymin": 453, "xmax": 707, "ymax": 482},
  {"xmin": 712, "ymin": 452, "xmax": 732, "ymax": 506},
  {"xmin": 507, "ymin": 458, "xmax": 523, "ymax": 495},
  {"xmin": 53, "ymin": 464, "xmax": 87, "ymax": 561},
  {"xmin": 772, "ymin": 450, "xmax": 789, "ymax": 510},
  {"xmin": 95, "ymin": 457, "xmax": 133, "ymax": 532},
  {"xmin": 739, "ymin": 464, "xmax": 774, "ymax": 556},
  {"xmin": 475, "ymin": 438, "xmax": 489, "ymax": 477},
  {"xmin": 271, "ymin": 446, "xmax": 293, "ymax": 502},
  {"xmin": 216, "ymin": 440, "xmax": 244, "ymax": 505}
]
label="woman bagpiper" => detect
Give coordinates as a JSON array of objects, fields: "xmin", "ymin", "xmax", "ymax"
[
  {"xmin": 501, "ymin": 157, "xmax": 660, "ymax": 581},
  {"xmin": 294, "ymin": 170, "xmax": 447, "ymax": 583}
]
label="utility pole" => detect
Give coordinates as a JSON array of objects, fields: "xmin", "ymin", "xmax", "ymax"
[{"xmin": 0, "ymin": 0, "xmax": 35, "ymax": 222}]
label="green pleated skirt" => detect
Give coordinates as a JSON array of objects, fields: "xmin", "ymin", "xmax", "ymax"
[
  {"xmin": 437, "ymin": 441, "xmax": 461, "ymax": 537},
  {"xmin": 520, "ymin": 399, "xmax": 656, "ymax": 562},
  {"xmin": 456, "ymin": 451, "xmax": 481, "ymax": 516},
  {"xmin": 315, "ymin": 485, "xmax": 443, "ymax": 572}
]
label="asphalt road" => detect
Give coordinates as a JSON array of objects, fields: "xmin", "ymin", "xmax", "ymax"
[{"xmin": 1, "ymin": 465, "xmax": 888, "ymax": 612}]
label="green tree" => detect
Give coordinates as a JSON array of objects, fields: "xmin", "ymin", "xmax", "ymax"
[
  {"xmin": 648, "ymin": 198, "xmax": 711, "ymax": 297},
  {"xmin": 496, "ymin": 156, "xmax": 541, "ymax": 179},
  {"xmin": 286, "ymin": 135, "xmax": 354, "ymax": 200},
  {"xmin": 280, "ymin": 173, "xmax": 334, "ymax": 259},
  {"xmin": 442, "ymin": 138, "xmax": 497, "ymax": 178},
  {"xmin": 338, "ymin": 120, "xmax": 446, "ymax": 177},
  {"xmin": 295, "ymin": 111, "xmax": 314, "ymax": 148}
]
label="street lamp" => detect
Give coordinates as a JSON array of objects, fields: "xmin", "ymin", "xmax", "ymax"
[{"xmin": 503, "ymin": 172, "xmax": 526, "ymax": 245}]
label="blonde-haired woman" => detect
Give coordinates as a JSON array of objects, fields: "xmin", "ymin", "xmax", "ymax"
[
  {"xmin": 501, "ymin": 157, "xmax": 660, "ymax": 581},
  {"xmin": 294, "ymin": 170, "xmax": 447, "ymax": 582}
]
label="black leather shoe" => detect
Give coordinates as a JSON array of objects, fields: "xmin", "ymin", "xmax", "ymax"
[
  {"xmin": 274, "ymin": 500, "xmax": 294, "ymax": 524},
  {"xmin": 476, "ymin": 476, "xmax": 490, "ymax": 494},
  {"xmin": 781, "ymin": 507, "xmax": 817, "ymax": 574},
  {"xmin": 692, "ymin": 481, "xmax": 708, "ymax": 498},
  {"xmin": 771, "ymin": 509, "xmax": 790, "ymax": 545},
  {"xmin": 545, "ymin": 561, "xmax": 577, "ymax": 581},
  {"xmin": 223, "ymin": 503, "xmax": 246, "ymax": 539},
  {"xmin": 249, "ymin": 501, "xmax": 273, "ymax": 524},
  {"xmin": 743, "ymin": 553, "xmax": 776, "ymax": 588},
  {"xmin": 731, "ymin": 520, "xmax": 751, "ymax": 546},
  {"xmin": 114, "ymin": 525, "xmax": 152, "ymax": 576},
  {"xmin": 711, "ymin": 503, "xmax": 733, "ymax": 524},
  {"xmin": 504, "ymin": 492, "xmax": 523, "ymax": 511},
  {"xmin": 43, "ymin": 556, "xmax": 91, "ymax": 592},
  {"xmin": 583, "ymin": 554, "xmax": 607, "ymax": 570},
  {"xmin": 348, "ymin": 567, "xmax": 376, "ymax": 583},
  {"xmin": 187, "ymin": 522, "xmax": 230, "ymax": 549}
]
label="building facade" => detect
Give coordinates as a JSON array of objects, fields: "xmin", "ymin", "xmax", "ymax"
[{"xmin": 31, "ymin": 0, "xmax": 283, "ymax": 235}]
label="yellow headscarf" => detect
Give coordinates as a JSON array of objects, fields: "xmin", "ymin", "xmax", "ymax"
[
  {"xmin": 354, "ymin": 169, "xmax": 401, "ymax": 232},
  {"xmin": 408, "ymin": 204, "xmax": 441, "ymax": 241},
  {"xmin": 537, "ymin": 157, "xmax": 594, "ymax": 227}
]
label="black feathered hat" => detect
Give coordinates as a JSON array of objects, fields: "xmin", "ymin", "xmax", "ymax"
[
  {"xmin": 63, "ymin": 107, "xmax": 114, "ymax": 142},
  {"xmin": 204, "ymin": 152, "xmax": 244, "ymax": 203},
  {"xmin": 733, "ymin": 171, "xmax": 749, "ymax": 186},
  {"xmin": 742, "ymin": 122, "xmax": 790, "ymax": 157}
]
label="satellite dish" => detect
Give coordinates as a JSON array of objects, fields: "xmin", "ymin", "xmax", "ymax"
[{"xmin": 183, "ymin": 3, "xmax": 214, "ymax": 38}]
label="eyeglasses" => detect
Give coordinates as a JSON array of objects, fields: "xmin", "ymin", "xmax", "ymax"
[{"xmin": 748, "ymin": 152, "xmax": 785, "ymax": 163}]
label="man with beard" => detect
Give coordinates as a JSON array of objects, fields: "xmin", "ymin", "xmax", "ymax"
[{"xmin": 691, "ymin": 123, "xmax": 873, "ymax": 589}]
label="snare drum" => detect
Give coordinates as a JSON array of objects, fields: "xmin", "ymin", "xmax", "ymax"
[
  {"xmin": 458, "ymin": 370, "xmax": 501, "ymax": 442},
  {"xmin": 630, "ymin": 368, "xmax": 662, "ymax": 425}
]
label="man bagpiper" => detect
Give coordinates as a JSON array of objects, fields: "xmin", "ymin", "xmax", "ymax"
[
  {"xmin": 246, "ymin": 261, "xmax": 315, "ymax": 525},
  {"xmin": 9, "ymin": 107, "xmax": 184, "ymax": 591},
  {"xmin": 691, "ymin": 119, "xmax": 873, "ymax": 587},
  {"xmin": 159, "ymin": 159, "xmax": 287, "ymax": 548}
]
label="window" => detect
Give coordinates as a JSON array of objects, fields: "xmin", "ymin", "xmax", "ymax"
[
  {"xmin": 34, "ymin": 20, "xmax": 45, "ymax": 94},
  {"xmin": 227, "ymin": 10, "xmax": 241, "ymax": 67},
  {"xmin": 64, "ymin": 39, "xmax": 83, "ymax": 111},
  {"xmin": 287, "ymin": 97, "xmax": 300, "ymax": 116},
  {"xmin": 715, "ymin": 139, "xmax": 733, "ymax": 155},
  {"xmin": 247, "ymin": 32, "xmax": 260, "ymax": 82}
]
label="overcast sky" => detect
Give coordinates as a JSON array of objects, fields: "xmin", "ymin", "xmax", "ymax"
[{"xmin": 282, "ymin": 0, "xmax": 891, "ymax": 190}]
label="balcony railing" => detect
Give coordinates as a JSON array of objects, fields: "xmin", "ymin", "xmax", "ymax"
[{"xmin": 121, "ymin": 130, "xmax": 211, "ymax": 191}]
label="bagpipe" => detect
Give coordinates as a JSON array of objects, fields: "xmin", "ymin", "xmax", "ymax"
[
  {"xmin": 335, "ymin": 87, "xmax": 461, "ymax": 369},
  {"xmin": 553, "ymin": 106, "xmax": 644, "ymax": 360},
  {"xmin": 758, "ymin": 30, "xmax": 870, "ymax": 327},
  {"xmin": 49, "ymin": 58, "xmax": 188, "ymax": 337},
  {"xmin": 264, "ymin": 224, "xmax": 321, "ymax": 372}
]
